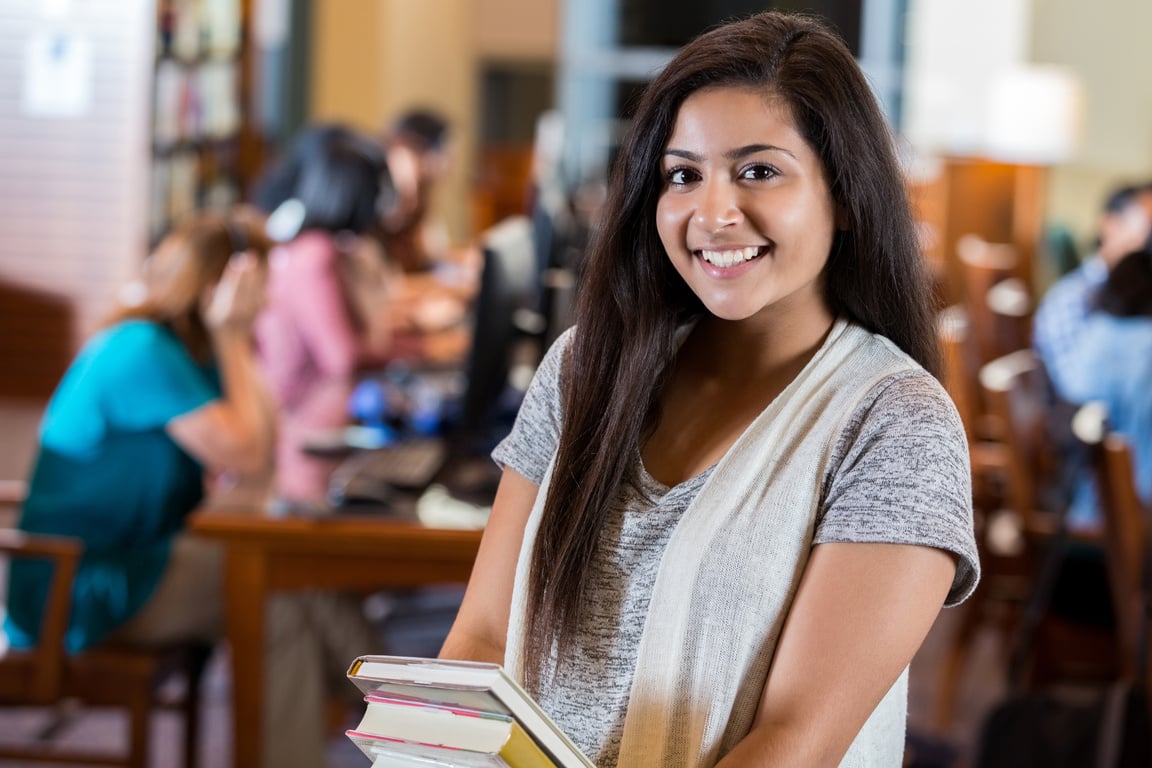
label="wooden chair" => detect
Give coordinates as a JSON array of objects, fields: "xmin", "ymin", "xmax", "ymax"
[
  {"xmin": 980, "ymin": 351, "xmax": 1122, "ymax": 688},
  {"xmin": 0, "ymin": 529, "xmax": 211, "ymax": 767},
  {"xmin": 1072, "ymin": 403, "xmax": 1150, "ymax": 684},
  {"xmin": 957, "ymin": 234, "xmax": 1026, "ymax": 368},
  {"xmin": 930, "ymin": 342, "xmax": 1028, "ymax": 732},
  {"xmin": 933, "ymin": 349, "xmax": 1113, "ymax": 730},
  {"xmin": 977, "ymin": 349, "xmax": 1063, "ymax": 535},
  {"xmin": 985, "ymin": 276, "xmax": 1033, "ymax": 357}
]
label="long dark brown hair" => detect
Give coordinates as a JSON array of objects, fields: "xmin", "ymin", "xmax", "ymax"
[
  {"xmin": 105, "ymin": 209, "xmax": 272, "ymax": 362},
  {"xmin": 522, "ymin": 11, "xmax": 940, "ymax": 689}
]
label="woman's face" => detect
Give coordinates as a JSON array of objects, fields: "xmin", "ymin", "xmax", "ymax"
[{"xmin": 656, "ymin": 86, "xmax": 840, "ymax": 329}]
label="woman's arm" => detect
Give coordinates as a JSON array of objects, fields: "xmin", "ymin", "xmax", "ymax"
[
  {"xmin": 439, "ymin": 467, "xmax": 540, "ymax": 663},
  {"xmin": 168, "ymin": 254, "xmax": 275, "ymax": 474},
  {"xmin": 715, "ymin": 541, "xmax": 955, "ymax": 767}
]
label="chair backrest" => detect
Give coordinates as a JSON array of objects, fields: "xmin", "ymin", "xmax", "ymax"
[
  {"xmin": 938, "ymin": 305, "xmax": 981, "ymax": 441},
  {"xmin": 1072, "ymin": 402, "xmax": 1149, "ymax": 681},
  {"xmin": 0, "ymin": 529, "xmax": 81, "ymax": 704},
  {"xmin": 979, "ymin": 349, "xmax": 1072, "ymax": 532},
  {"xmin": 985, "ymin": 276, "xmax": 1033, "ymax": 354},
  {"xmin": 958, "ymin": 234, "xmax": 1032, "ymax": 366}
]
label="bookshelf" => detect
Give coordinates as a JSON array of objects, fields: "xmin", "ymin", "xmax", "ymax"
[{"xmin": 150, "ymin": 0, "xmax": 247, "ymax": 244}]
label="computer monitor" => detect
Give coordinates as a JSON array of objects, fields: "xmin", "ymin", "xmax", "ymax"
[{"xmin": 455, "ymin": 215, "xmax": 539, "ymax": 452}]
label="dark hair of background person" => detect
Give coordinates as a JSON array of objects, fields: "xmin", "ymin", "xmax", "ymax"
[
  {"xmin": 295, "ymin": 128, "xmax": 391, "ymax": 235},
  {"xmin": 390, "ymin": 108, "xmax": 450, "ymax": 153},
  {"xmin": 105, "ymin": 209, "xmax": 272, "ymax": 362},
  {"xmin": 521, "ymin": 11, "xmax": 941, "ymax": 689},
  {"xmin": 252, "ymin": 123, "xmax": 351, "ymax": 214},
  {"xmin": 252, "ymin": 123, "xmax": 394, "ymax": 232},
  {"xmin": 1090, "ymin": 183, "xmax": 1152, "ymax": 254},
  {"xmin": 1102, "ymin": 184, "xmax": 1141, "ymax": 215},
  {"xmin": 1097, "ymin": 249, "xmax": 1152, "ymax": 317}
]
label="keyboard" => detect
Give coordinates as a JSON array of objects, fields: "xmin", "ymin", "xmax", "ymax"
[{"xmin": 328, "ymin": 439, "xmax": 449, "ymax": 507}]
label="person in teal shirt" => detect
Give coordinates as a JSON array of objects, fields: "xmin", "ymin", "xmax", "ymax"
[
  {"xmin": 5, "ymin": 210, "xmax": 275, "ymax": 653},
  {"xmin": 7, "ymin": 209, "xmax": 387, "ymax": 768}
]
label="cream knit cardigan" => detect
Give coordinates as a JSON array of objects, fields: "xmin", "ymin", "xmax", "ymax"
[{"xmin": 506, "ymin": 320, "xmax": 920, "ymax": 767}]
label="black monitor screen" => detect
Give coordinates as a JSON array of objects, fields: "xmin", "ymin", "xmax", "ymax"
[
  {"xmin": 619, "ymin": 0, "xmax": 861, "ymax": 55},
  {"xmin": 456, "ymin": 216, "xmax": 538, "ymax": 448}
]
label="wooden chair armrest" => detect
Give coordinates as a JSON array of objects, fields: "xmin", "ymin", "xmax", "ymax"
[{"xmin": 0, "ymin": 528, "xmax": 81, "ymax": 560}]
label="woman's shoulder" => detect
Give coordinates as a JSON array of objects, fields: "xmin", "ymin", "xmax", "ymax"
[
  {"xmin": 857, "ymin": 366, "xmax": 960, "ymax": 431},
  {"xmin": 537, "ymin": 325, "xmax": 577, "ymax": 373},
  {"xmin": 824, "ymin": 346, "xmax": 965, "ymax": 464},
  {"xmin": 79, "ymin": 321, "xmax": 206, "ymax": 390},
  {"xmin": 89, "ymin": 319, "xmax": 180, "ymax": 358},
  {"xmin": 1085, "ymin": 312, "xmax": 1152, "ymax": 335},
  {"xmin": 1074, "ymin": 314, "xmax": 1152, "ymax": 363}
]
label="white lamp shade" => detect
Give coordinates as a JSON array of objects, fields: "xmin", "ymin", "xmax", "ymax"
[{"xmin": 985, "ymin": 65, "xmax": 1084, "ymax": 164}]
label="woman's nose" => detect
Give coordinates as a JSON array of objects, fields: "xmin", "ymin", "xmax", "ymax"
[{"xmin": 692, "ymin": 179, "xmax": 742, "ymax": 231}]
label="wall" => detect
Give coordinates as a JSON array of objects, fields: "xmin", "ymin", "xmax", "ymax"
[
  {"xmin": 1031, "ymin": 0, "xmax": 1152, "ymax": 243},
  {"xmin": 309, "ymin": 0, "xmax": 385, "ymax": 131},
  {"xmin": 904, "ymin": 0, "xmax": 1152, "ymax": 250},
  {"xmin": 0, "ymin": 0, "xmax": 153, "ymax": 395},
  {"xmin": 309, "ymin": 0, "xmax": 557, "ymax": 242},
  {"xmin": 474, "ymin": 0, "xmax": 558, "ymax": 61}
]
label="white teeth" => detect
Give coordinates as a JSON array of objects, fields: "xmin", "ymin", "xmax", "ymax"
[{"xmin": 699, "ymin": 246, "xmax": 762, "ymax": 268}]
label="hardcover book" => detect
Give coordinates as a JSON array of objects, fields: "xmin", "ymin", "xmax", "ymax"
[{"xmin": 346, "ymin": 655, "xmax": 595, "ymax": 768}]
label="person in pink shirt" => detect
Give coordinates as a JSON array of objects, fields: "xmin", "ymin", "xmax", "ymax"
[{"xmin": 257, "ymin": 124, "xmax": 397, "ymax": 505}]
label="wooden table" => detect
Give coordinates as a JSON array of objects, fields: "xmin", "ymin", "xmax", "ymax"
[{"xmin": 190, "ymin": 500, "xmax": 483, "ymax": 768}]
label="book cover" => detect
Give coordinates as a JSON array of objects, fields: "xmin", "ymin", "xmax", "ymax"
[
  {"xmin": 346, "ymin": 655, "xmax": 594, "ymax": 768},
  {"xmin": 347, "ymin": 696, "xmax": 555, "ymax": 767}
]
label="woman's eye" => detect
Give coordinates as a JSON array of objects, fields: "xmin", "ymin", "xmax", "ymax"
[
  {"xmin": 741, "ymin": 164, "xmax": 778, "ymax": 181},
  {"xmin": 666, "ymin": 167, "xmax": 699, "ymax": 185}
]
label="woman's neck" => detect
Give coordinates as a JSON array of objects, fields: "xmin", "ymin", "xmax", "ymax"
[{"xmin": 687, "ymin": 307, "xmax": 836, "ymax": 385}]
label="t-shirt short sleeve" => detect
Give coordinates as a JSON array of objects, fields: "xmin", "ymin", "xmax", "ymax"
[
  {"xmin": 40, "ymin": 321, "xmax": 218, "ymax": 455},
  {"xmin": 491, "ymin": 327, "xmax": 571, "ymax": 484},
  {"xmin": 816, "ymin": 369, "xmax": 980, "ymax": 606}
]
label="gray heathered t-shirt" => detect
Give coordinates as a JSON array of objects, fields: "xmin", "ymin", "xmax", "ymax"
[{"xmin": 492, "ymin": 328, "xmax": 979, "ymax": 767}]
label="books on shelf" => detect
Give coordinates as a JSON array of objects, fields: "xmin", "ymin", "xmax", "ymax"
[{"xmin": 346, "ymin": 655, "xmax": 594, "ymax": 768}]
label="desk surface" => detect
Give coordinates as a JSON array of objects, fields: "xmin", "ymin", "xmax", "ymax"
[{"xmin": 193, "ymin": 504, "xmax": 483, "ymax": 549}]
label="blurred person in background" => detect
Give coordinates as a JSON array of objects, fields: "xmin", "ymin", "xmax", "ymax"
[
  {"xmin": 377, "ymin": 108, "xmax": 480, "ymax": 361},
  {"xmin": 256, "ymin": 126, "xmax": 463, "ymax": 767},
  {"xmin": 255, "ymin": 123, "xmax": 398, "ymax": 506},
  {"xmin": 1034, "ymin": 183, "xmax": 1152, "ymax": 400},
  {"xmin": 3, "ymin": 209, "xmax": 273, "ymax": 659},
  {"xmin": 379, "ymin": 107, "xmax": 456, "ymax": 275},
  {"xmin": 1061, "ymin": 247, "xmax": 1152, "ymax": 523}
]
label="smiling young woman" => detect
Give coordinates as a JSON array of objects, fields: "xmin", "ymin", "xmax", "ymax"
[
  {"xmin": 440, "ymin": 11, "xmax": 979, "ymax": 767},
  {"xmin": 657, "ymin": 88, "xmax": 840, "ymax": 331}
]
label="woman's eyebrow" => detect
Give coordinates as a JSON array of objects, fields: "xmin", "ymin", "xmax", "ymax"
[
  {"xmin": 663, "ymin": 144, "xmax": 797, "ymax": 162},
  {"xmin": 727, "ymin": 143, "xmax": 795, "ymax": 160}
]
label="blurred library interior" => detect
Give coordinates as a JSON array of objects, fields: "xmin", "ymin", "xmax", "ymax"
[
  {"xmin": 2, "ymin": 0, "xmax": 1152, "ymax": 766},
  {"xmin": 2, "ymin": 0, "xmax": 1150, "ymax": 391}
]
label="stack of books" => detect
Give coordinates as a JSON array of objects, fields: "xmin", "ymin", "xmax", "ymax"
[{"xmin": 346, "ymin": 655, "xmax": 595, "ymax": 768}]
